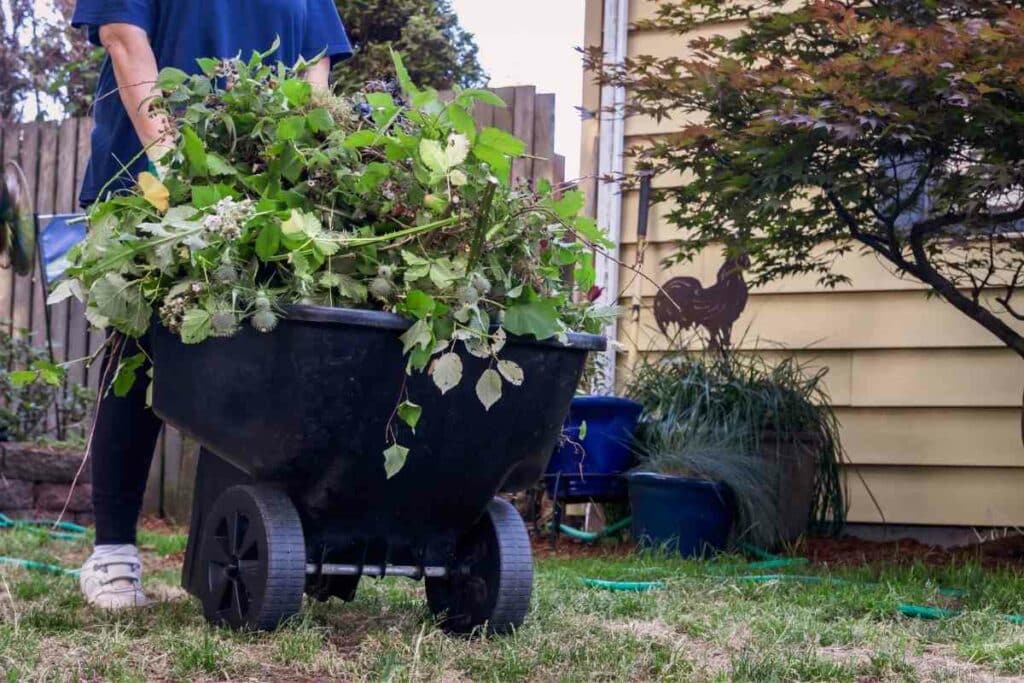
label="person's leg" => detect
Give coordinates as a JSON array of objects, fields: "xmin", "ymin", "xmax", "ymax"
[
  {"xmin": 81, "ymin": 332, "xmax": 162, "ymax": 609},
  {"xmin": 90, "ymin": 332, "xmax": 163, "ymax": 544}
]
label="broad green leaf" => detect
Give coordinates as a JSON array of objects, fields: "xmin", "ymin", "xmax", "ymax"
[
  {"xmin": 445, "ymin": 134, "xmax": 470, "ymax": 167},
  {"xmin": 497, "ymin": 360, "xmax": 524, "ymax": 386},
  {"xmin": 196, "ymin": 57, "xmax": 219, "ymax": 77},
  {"xmin": 478, "ymin": 127, "xmax": 526, "ymax": 156},
  {"xmin": 472, "ymin": 144, "xmax": 511, "ymax": 183},
  {"xmin": 397, "ymin": 400, "xmax": 423, "ymax": 432},
  {"xmin": 156, "ymin": 67, "xmax": 189, "ymax": 90},
  {"xmin": 9, "ymin": 370, "xmax": 37, "ymax": 387},
  {"xmin": 181, "ymin": 308, "xmax": 212, "ymax": 344},
  {"xmin": 419, "ymin": 139, "xmax": 447, "ymax": 175},
  {"xmin": 280, "ymin": 78, "xmax": 312, "ymax": 107},
  {"xmin": 276, "ymin": 115, "xmax": 307, "ymax": 141},
  {"xmin": 255, "ymin": 223, "xmax": 281, "ymax": 260},
  {"xmin": 430, "ymin": 352, "xmax": 463, "ymax": 394},
  {"xmin": 344, "ymin": 129, "xmax": 385, "ymax": 148},
  {"xmin": 306, "ymin": 107, "xmax": 334, "ymax": 133},
  {"xmin": 206, "ymin": 153, "xmax": 237, "ymax": 176},
  {"xmin": 400, "ymin": 318, "xmax": 432, "ymax": 353},
  {"xmin": 281, "ymin": 209, "xmax": 305, "ymax": 236},
  {"xmin": 404, "ymin": 290, "xmax": 436, "ymax": 319},
  {"xmin": 90, "ymin": 274, "xmax": 149, "ymax": 337},
  {"xmin": 191, "ymin": 185, "xmax": 222, "ymax": 209},
  {"xmin": 31, "ymin": 359, "xmax": 63, "ymax": 386},
  {"xmin": 475, "ymin": 368, "xmax": 502, "ymax": 411},
  {"xmin": 113, "ymin": 353, "xmax": 145, "ymax": 397},
  {"xmin": 446, "ymin": 103, "xmax": 476, "ymax": 138},
  {"xmin": 503, "ymin": 299, "xmax": 561, "ymax": 340},
  {"xmin": 460, "ymin": 89, "xmax": 507, "ymax": 108},
  {"xmin": 383, "ymin": 443, "xmax": 410, "ymax": 479},
  {"xmin": 182, "ymin": 126, "xmax": 208, "ymax": 176},
  {"xmin": 47, "ymin": 278, "xmax": 83, "ymax": 305},
  {"xmin": 551, "ymin": 190, "xmax": 585, "ymax": 220}
]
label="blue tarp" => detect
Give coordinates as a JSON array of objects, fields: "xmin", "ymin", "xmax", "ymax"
[{"xmin": 38, "ymin": 214, "xmax": 86, "ymax": 287}]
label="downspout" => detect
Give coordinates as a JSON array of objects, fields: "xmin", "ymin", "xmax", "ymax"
[{"xmin": 594, "ymin": 0, "xmax": 629, "ymax": 391}]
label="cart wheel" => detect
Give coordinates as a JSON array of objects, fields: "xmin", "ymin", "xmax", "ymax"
[
  {"xmin": 426, "ymin": 497, "xmax": 533, "ymax": 635},
  {"xmin": 197, "ymin": 485, "xmax": 306, "ymax": 631}
]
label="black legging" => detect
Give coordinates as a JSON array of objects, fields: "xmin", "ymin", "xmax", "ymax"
[{"xmin": 90, "ymin": 332, "xmax": 162, "ymax": 545}]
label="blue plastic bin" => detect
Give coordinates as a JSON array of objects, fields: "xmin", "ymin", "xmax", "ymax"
[
  {"xmin": 544, "ymin": 396, "xmax": 643, "ymax": 500},
  {"xmin": 628, "ymin": 472, "xmax": 734, "ymax": 558}
]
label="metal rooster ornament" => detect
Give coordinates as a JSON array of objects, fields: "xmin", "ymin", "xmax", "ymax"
[
  {"xmin": 0, "ymin": 162, "xmax": 35, "ymax": 276},
  {"xmin": 653, "ymin": 252, "xmax": 750, "ymax": 351}
]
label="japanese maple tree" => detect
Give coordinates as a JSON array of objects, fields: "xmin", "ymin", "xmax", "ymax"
[{"xmin": 587, "ymin": 0, "xmax": 1024, "ymax": 357}]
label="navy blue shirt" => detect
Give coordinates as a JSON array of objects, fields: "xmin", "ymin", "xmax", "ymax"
[{"xmin": 72, "ymin": 0, "xmax": 352, "ymax": 206}]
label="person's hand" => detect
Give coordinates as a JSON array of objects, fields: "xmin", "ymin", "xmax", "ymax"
[{"xmin": 144, "ymin": 139, "xmax": 173, "ymax": 179}]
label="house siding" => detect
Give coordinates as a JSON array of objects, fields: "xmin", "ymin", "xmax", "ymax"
[{"xmin": 584, "ymin": 0, "xmax": 1024, "ymax": 526}]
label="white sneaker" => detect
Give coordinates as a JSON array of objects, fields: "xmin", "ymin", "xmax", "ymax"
[{"xmin": 79, "ymin": 544, "xmax": 152, "ymax": 610}]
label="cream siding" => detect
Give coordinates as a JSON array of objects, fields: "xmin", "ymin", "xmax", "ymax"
[{"xmin": 584, "ymin": 0, "xmax": 1024, "ymax": 525}]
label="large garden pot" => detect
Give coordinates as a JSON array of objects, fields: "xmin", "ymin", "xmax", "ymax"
[
  {"xmin": 544, "ymin": 396, "xmax": 643, "ymax": 501},
  {"xmin": 759, "ymin": 433, "xmax": 820, "ymax": 543},
  {"xmin": 627, "ymin": 472, "xmax": 734, "ymax": 558}
]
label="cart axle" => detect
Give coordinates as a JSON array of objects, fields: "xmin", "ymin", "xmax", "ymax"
[{"xmin": 306, "ymin": 563, "xmax": 448, "ymax": 579}]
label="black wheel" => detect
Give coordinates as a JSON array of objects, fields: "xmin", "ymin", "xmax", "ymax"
[
  {"xmin": 426, "ymin": 497, "xmax": 533, "ymax": 635},
  {"xmin": 196, "ymin": 484, "xmax": 306, "ymax": 630}
]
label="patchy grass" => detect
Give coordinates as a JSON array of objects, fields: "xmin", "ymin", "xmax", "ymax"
[{"xmin": 0, "ymin": 528, "xmax": 1021, "ymax": 681}]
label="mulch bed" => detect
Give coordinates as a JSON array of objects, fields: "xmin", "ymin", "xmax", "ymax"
[{"xmin": 530, "ymin": 529, "xmax": 1024, "ymax": 570}]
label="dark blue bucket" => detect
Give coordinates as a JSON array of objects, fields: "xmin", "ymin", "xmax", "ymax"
[
  {"xmin": 544, "ymin": 396, "xmax": 643, "ymax": 500},
  {"xmin": 628, "ymin": 472, "xmax": 734, "ymax": 558}
]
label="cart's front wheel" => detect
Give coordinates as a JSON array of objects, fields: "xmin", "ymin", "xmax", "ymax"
[
  {"xmin": 197, "ymin": 485, "xmax": 306, "ymax": 630},
  {"xmin": 426, "ymin": 497, "xmax": 533, "ymax": 635}
]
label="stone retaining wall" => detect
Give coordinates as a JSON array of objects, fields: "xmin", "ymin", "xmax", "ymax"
[{"xmin": 0, "ymin": 443, "xmax": 93, "ymax": 525}]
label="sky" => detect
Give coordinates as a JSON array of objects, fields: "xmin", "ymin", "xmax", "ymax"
[{"xmin": 450, "ymin": 0, "xmax": 587, "ymax": 180}]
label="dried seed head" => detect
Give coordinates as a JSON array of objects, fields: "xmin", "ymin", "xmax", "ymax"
[
  {"xmin": 457, "ymin": 285, "xmax": 480, "ymax": 306},
  {"xmin": 251, "ymin": 309, "xmax": 278, "ymax": 333},
  {"xmin": 213, "ymin": 263, "xmax": 237, "ymax": 284},
  {"xmin": 211, "ymin": 311, "xmax": 237, "ymax": 336},
  {"xmin": 471, "ymin": 273, "xmax": 492, "ymax": 295},
  {"xmin": 254, "ymin": 292, "xmax": 272, "ymax": 311},
  {"xmin": 368, "ymin": 276, "xmax": 395, "ymax": 301}
]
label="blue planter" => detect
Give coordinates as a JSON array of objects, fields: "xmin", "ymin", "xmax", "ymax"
[
  {"xmin": 628, "ymin": 472, "xmax": 734, "ymax": 558},
  {"xmin": 545, "ymin": 396, "xmax": 643, "ymax": 500}
]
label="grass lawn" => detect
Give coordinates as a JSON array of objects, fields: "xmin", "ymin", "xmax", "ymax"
[{"xmin": 0, "ymin": 524, "xmax": 1022, "ymax": 681}]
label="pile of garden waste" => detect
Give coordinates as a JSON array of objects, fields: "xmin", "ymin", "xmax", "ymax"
[{"xmin": 49, "ymin": 48, "xmax": 615, "ymax": 475}]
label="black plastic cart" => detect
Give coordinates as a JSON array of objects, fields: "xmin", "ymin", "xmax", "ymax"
[{"xmin": 151, "ymin": 305, "xmax": 604, "ymax": 632}]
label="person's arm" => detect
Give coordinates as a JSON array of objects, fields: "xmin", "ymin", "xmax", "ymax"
[
  {"xmin": 98, "ymin": 23, "xmax": 173, "ymax": 165},
  {"xmin": 305, "ymin": 57, "xmax": 331, "ymax": 91}
]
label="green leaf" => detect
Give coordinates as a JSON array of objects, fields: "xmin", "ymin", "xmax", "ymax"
[
  {"xmin": 404, "ymin": 290, "xmax": 436, "ymax": 319},
  {"xmin": 400, "ymin": 318, "xmax": 432, "ymax": 354},
  {"xmin": 503, "ymin": 299, "xmax": 561, "ymax": 340},
  {"xmin": 477, "ymin": 127, "xmax": 526, "ymax": 156},
  {"xmin": 276, "ymin": 115, "xmax": 307, "ymax": 141},
  {"xmin": 419, "ymin": 139, "xmax": 447, "ymax": 175},
  {"xmin": 497, "ymin": 360, "xmax": 524, "ymax": 387},
  {"xmin": 181, "ymin": 308, "xmax": 212, "ymax": 344},
  {"xmin": 475, "ymin": 368, "xmax": 503, "ymax": 411},
  {"xmin": 390, "ymin": 48, "xmax": 418, "ymax": 98},
  {"xmin": 306, "ymin": 107, "xmax": 334, "ymax": 133},
  {"xmin": 578, "ymin": 420, "xmax": 588, "ymax": 441},
  {"xmin": 31, "ymin": 360, "xmax": 63, "ymax": 386},
  {"xmin": 344, "ymin": 129, "xmax": 384, "ymax": 148},
  {"xmin": 182, "ymin": 126, "xmax": 208, "ymax": 176},
  {"xmin": 397, "ymin": 400, "xmax": 422, "ymax": 432},
  {"xmin": 196, "ymin": 57, "xmax": 219, "ymax": 78},
  {"xmin": 9, "ymin": 370, "xmax": 37, "ymax": 387},
  {"xmin": 206, "ymin": 153, "xmax": 237, "ymax": 176},
  {"xmin": 280, "ymin": 78, "xmax": 312, "ymax": 107},
  {"xmin": 446, "ymin": 103, "xmax": 476, "ymax": 138},
  {"xmin": 430, "ymin": 352, "xmax": 463, "ymax": 394},
  {"xmin": 90, "ymin": 273, "xmax": 149, "ymax": 337},
  {"xmin": 460, "ymin": 89, "xmax": 507, "ymax": 108},
  {"xmin": 113, "ymin": 353, "xmax": 145, "ymax": 397},
  {"xmin": 551, "ymin": 190, "xmax": 585, "ymax": 220},
  {"xmin": 156, "ymin": 67, "xmax": 189, "ymax": 90},
  {"xmin": 191, "ymin": 185, "xmax": 222, "ymax": 209},
  {"xmin": 383, "ymin": 443, "xmax": 410, "ymax": 479},
  {"xmin": 255, "ymin": 223, "xmax": 281, "ymax": 261},
  {"xmin": 472, "ymin": 144, "xmax": 511, "ymax": 182}
]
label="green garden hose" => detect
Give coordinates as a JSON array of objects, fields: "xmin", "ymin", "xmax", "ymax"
[
  {"xmin": 554, "ymin": 516, "xmax": 633, "ymax": 542},
  {"xmin": 0, "ymin": 555, "xmax": 79, "ymax": 576},
  {"xmin": 0, "ymin": 513, "xmax": 86, "ymax": 578},
  {"xmin": 580, "ymin": 577, "xmax": 664, "ymax": 591}
]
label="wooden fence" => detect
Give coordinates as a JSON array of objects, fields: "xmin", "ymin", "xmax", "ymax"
[{"xmin": 0, "ymin": 87, "xmax": 564, "ymax": 521}]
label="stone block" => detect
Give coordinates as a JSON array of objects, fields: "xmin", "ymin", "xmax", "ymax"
[
  {"xmin": 34, "ymin": 483, "xmax": 92, "ymax": 513},
  {"xmin": 1, "ymin": 443, "xmax": 90, "ymax": 483}
]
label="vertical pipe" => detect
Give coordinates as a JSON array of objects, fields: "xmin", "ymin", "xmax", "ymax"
[{"xmin": 594, "ymin": 0, "xmax": 629, "ymax": 390}]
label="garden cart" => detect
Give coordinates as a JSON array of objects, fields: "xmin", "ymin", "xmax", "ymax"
[{"xmin": 151, "ymin": 305, "xmax": 604, "ymax": 632}]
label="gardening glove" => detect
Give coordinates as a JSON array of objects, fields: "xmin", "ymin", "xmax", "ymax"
[{"xmin": 144, "ymin": 139, "xmax": 174, "ymax": 179}]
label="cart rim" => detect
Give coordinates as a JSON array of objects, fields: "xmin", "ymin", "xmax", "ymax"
[{"xmin": 285, "ymin": 304, "xmax": 607, "ymax": 352}]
